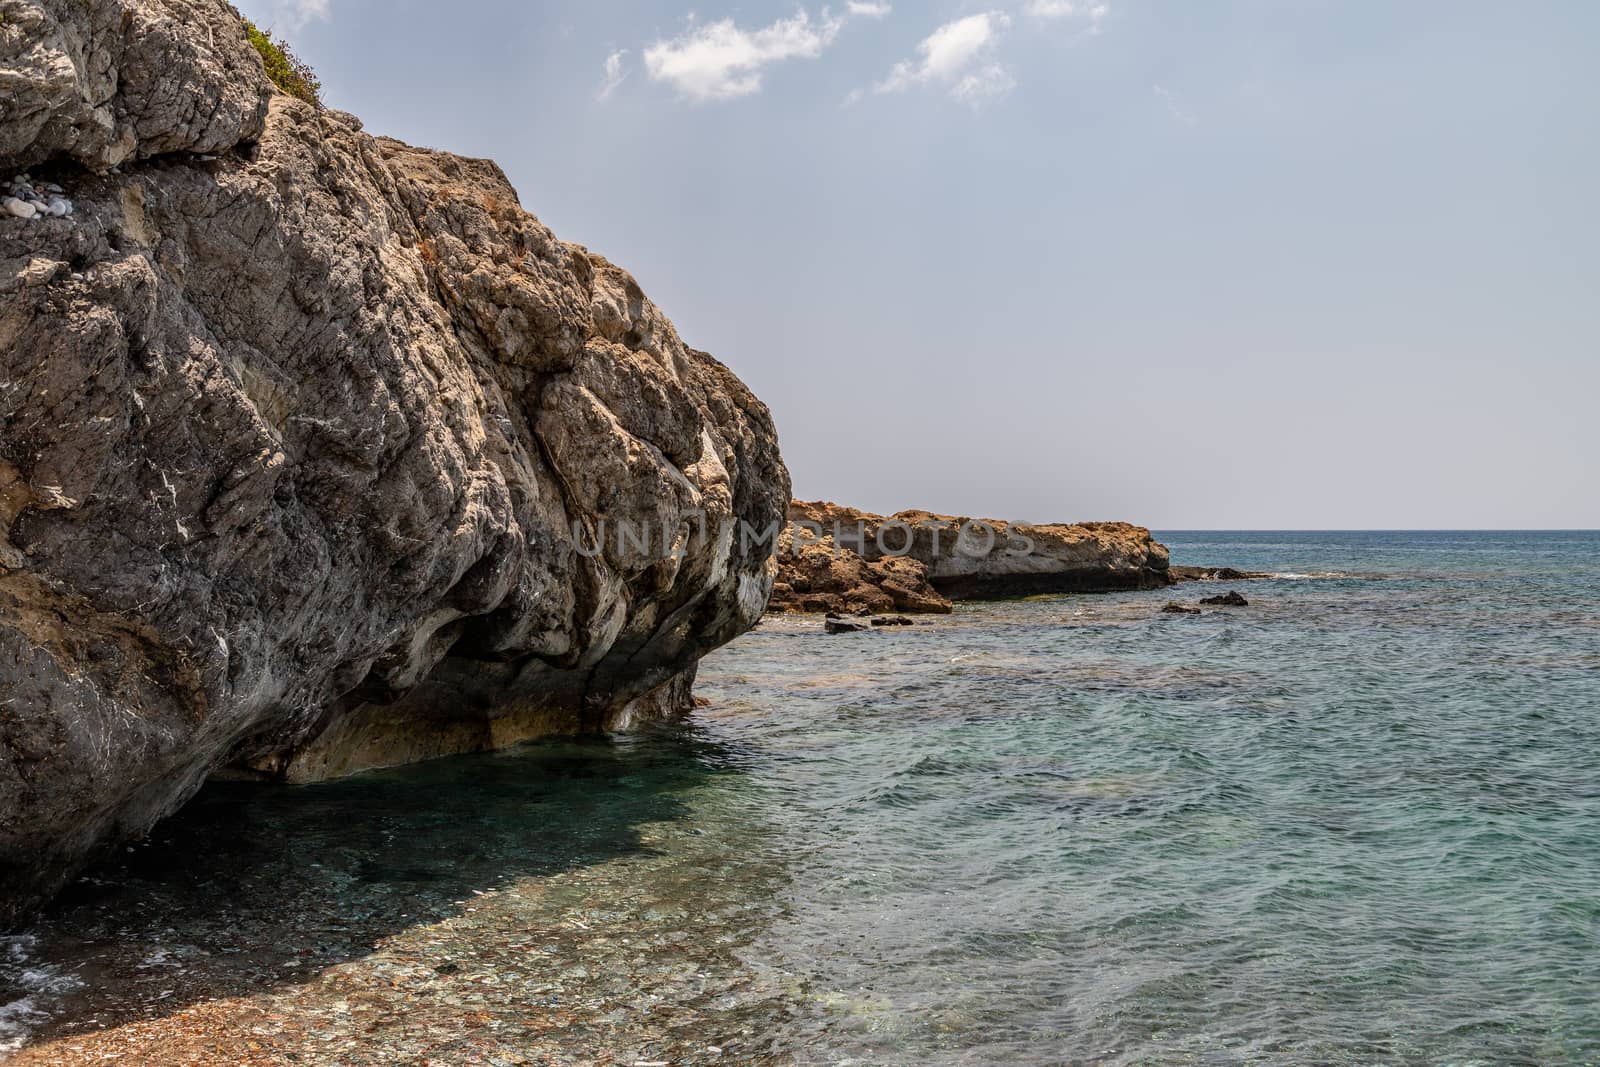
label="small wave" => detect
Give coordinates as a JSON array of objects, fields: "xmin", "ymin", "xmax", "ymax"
[
  {"xmin": 0, "ymin": 936, "xmax": 83, "ymax": 1054},
  {"xmin": 0, "ymin": 995, "xmax": 49, "ymax": 1054}
]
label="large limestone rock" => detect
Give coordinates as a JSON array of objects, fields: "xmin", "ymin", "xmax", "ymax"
[
  {"xmin": 769, "ymin": 501, "xmax": 1169, "ymax": 611},
  {"xmin": 0, "ymin": 0, "xmax": 788, "ymax": 924},
  {"xmin": 0, "ymin": 0, "xmax": 271, "ymax": 173}
]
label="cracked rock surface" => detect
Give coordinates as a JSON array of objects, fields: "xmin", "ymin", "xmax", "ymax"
[{"xmin": 0, "ymin": 0, "xmax": 788, "ymax": 924}]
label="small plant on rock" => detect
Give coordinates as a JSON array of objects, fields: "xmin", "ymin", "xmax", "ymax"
[{"xmin": 242, "ymin": 18, "xmax": 322, "ymax": 107}]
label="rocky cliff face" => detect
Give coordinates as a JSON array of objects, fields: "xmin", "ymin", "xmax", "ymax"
[
  {"xmin": 0, "ymin": 0, "xmax": 788, "ymax": 924},
  {"xmin": 769, "ymin": 501, "xmax": 1169, "ymax": 612}
]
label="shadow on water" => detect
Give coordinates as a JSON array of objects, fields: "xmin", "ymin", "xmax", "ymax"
[{"xmin": 4, "ymin": 724, "xmax": 754, "ymax": 1048}]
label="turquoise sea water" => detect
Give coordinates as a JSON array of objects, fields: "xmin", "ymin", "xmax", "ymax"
[{"xmin": 5, "ymin": 532, "xmax": 1599, "ymax": 1064}]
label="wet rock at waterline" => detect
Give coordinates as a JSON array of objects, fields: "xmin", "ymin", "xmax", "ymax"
[
  {"xmin": 1170, "ymin": 565, "xmax": 1270, "ymax": 582},
  {"xmin": 1200, "ymin": 591, "xmax": 1250, "ymax": 606}
]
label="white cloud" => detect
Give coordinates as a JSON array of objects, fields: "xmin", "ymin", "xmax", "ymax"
[
  {"xmin": 875, "ymin": 12, "xmax": 1013, "ymax": 101},
  {"xmin": 598, "ymin": 50, "xmax": 628, "ymax": 101},
  {"xmin": 268, "ymin": 0, "xmax": 329, "ymax": 31},
  {"xmin": 847, "ymin": 1, "xmax": 892, "ymax": 16},
  {"xmin": 1024, "ymin": 0, "xmax": 1109, "ymax": 28},
  {"xmin": 643, "ymin": 11, "xmax": 846, "ymax": 102},
  {"xmin": 952, "ymin": 63, "xmax": 1016, "ymax": 103}
]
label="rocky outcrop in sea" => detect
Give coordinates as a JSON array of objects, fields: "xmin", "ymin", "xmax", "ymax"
[
  {"xmin": 0, "ymin": 0, "xmax": 788, "ymax": 925},
  {"xmin": 774, "ymin": 516, "xmax": 956, "ymax": 615},
  {"xmin": 769, "ymin": 500, "xmax": 1171, "ymax": 613}
]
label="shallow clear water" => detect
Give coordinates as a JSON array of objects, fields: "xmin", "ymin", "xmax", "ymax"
[{"xmin": 6, "ymin": 532, "xmax": 1600, "ymax": 1065}]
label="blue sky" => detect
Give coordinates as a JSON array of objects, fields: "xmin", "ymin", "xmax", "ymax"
[{"xmin": 238, "ymin": 0, "xmax": 1599, "ymax": 528}]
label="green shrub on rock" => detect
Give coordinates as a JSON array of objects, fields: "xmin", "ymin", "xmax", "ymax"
[{"xmin": 243, "ymin": 18, "xmax": 322, "ymax": 107}]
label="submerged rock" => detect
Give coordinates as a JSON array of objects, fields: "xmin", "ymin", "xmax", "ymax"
[
  {"xmin": 1169, "ymin": 565, "xmax": 1269, "ymax": 582},
  {"xmin": 0, "ymin": 0, "xmax": 788, "ymax": 925},
  {"xmin": 1161, "ymin": 602, "xmax": 1202, "ymax": 615},
  {"xmin": 823, "ymin": 618, "xmax": 871, "ymax": 634}
]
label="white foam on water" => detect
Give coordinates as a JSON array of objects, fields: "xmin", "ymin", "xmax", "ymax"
[
  {"xmin": 0, "ymin": 996, "xmax": 48, "ymax": 1053},
  {"xmin": 0, "ymin": 936, "xmax": 83, "ymax": 1054}
]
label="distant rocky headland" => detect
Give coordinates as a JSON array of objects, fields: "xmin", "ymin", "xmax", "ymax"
[
  {"xmin": 0, "ymin": 0, "xmax": 786, "ymax": 924},
  {"xmin": 770, "ymin": 500, "xmax": 1175, "ymax": 615}
]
